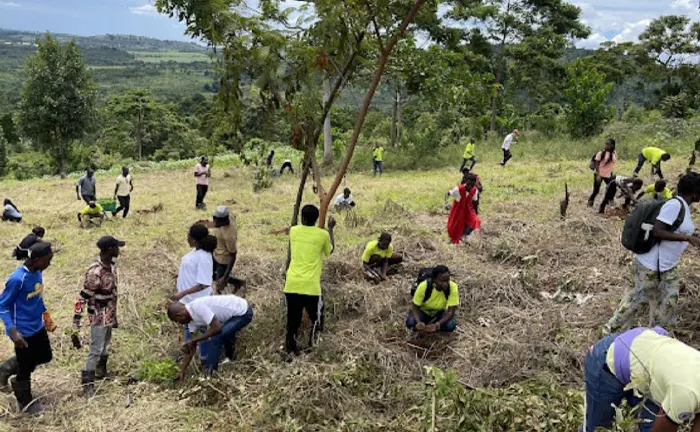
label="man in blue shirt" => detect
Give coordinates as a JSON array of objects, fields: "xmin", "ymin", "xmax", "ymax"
[{"xmin": 0, "ymin": 242, "xmax": 55, "ymax": 414}]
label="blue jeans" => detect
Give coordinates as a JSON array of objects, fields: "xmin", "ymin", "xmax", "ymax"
[
  {"xmin": 405, "ymin": 310, "xmax": 456, "ymax": 332},
  {"xmin": 581, "ymin": 334, "xmax": 659, "ymax": 432},
  {"xmin": 205, "ymin": 307, "xmax": 253, "ymax": 372},
  {"xmin": 184, "ymin": 326, "xmax": 210, "ymax": 361},
  {"xmin": 373, "ymin": 160, "xmax": 383, "ymax": 176}
]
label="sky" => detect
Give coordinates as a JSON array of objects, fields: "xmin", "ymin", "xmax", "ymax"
[{"xmin": 0, "ymin": 0, "xmax": 698, "ymax": 48}]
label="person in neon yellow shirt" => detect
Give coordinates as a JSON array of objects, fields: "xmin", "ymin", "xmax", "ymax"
[
  {"xmin": 372, "ymin": 142, "xmax": 385, "ymax": 177},
  {"xmin": 635, "ymin": 146, "xmax": 671, "ymax": 179},
  {"xmin": 582, "ymin": 327, "xmax": 700, "ymax": 432},
  {"xmin": 283, "ymin": 205, "xmax": 336, "ymax": 355},
  {"xmin": 406, "ymin": 266, "xmax": 458, "ymax": 333},
  {"xmin": 637, "ymin": 179, "xmax": 673, "ymax": 201},
  {"xmin": 362, "ymin": 232, "xmax": 403, "ymax": 283},
  {"xmin": 77, "ymin": 201, "xmax": 106, "ymax": 228},
  {"xmin": 459, "ymin": 138, "xmax": 476, "ymax": 173}
]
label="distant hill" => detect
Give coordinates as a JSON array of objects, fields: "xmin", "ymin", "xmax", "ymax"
[{"xmin": 0, "ymin": 29, "xmax": 207, "ymax": 52}]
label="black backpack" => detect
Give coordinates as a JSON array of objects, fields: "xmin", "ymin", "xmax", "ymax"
[
  {"xmin": 621, "ymin": 197, "xmax": 686, "ymax": 254},
  {"xmin": 410, "ymin": 267, "xmax": 449, "ymax": 303},
  {"xmin": 589, "ymin": 153, "xmax": 597, "ymax": 171}
]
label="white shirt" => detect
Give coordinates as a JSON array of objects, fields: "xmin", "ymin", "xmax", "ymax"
[
  {"xmin": 185, "ymin": 295, "xmax": 249, "ymax": 332},
  {"xmin": 449, "ymin": 186, "xmax": 478, "ymax": 202},
  {"xmin": 502, "ymin": 133, "xmax": 515, "ymax": 151},
  {"xmin": 115, "ymin": 174, "xmax": 132, "ymax": 197},
  {"xmin": 615, "ymin": 175, "xmax": 631, "ymax": 187},
  {"xmin": 177, "ymin": 249, "xmax": 213, "ymax": 305},
  {"xmin": 334, "ymin": 193, "xmax": 354, "ymax": 206},
  {"xmin": 4, "ymin": 204, "xmax": 21, "ymax": 218},
  {"xmin": 637, "ymin": 197, "xmax": 695, "ymax": 272}
]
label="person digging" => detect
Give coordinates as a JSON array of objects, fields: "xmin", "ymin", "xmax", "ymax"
[
  {"xmin": 406, "ymin": 266, "xmax": 458, "ymax": 334},
  {"xmin": 362, "ymin": 232, "xmax": 403, "ymax": 283}
]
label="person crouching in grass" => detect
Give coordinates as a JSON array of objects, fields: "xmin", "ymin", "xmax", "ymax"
[
  {"xmin": 78, "ymin": 201, "xmax": 106, "ymax": 228},
  {"xmin": 406, "ymin": 266, "xmax": 458, "ymax": 334},
  {"xmin": 167, "ymin": 295, "xmax": 253, "ymax": 379},
  {"xmin": 362, "ymin": 232, "xmax": 403, "ymax": 283}
]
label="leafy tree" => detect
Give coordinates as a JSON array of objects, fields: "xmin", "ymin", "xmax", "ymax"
[
  {"xmin": 447, "ymin": 0, "xmax": 590, "ymax": 131},
  {"xmin": 564, "ymin": 60, "xmax": 614, "ymax": 138},
  {"xmin": 18, "ymin": 33, "xmax": 96, "ymax": 177},
  {"xmin": 0, "ymin": 112, "xmax": 19, "ymax": 146}
]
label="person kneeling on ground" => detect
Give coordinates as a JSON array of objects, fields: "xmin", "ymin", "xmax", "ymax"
[
  {"xmin": 581, "ymin": 327, "xmax": 700, "ymax": 432},
  {"xmin": 362, "ymin": 232, "xmax": 403, "ymax": 283},
  {"xmin": 599, "ymin": 175, "xmax": 643, "ymax": 214},
  {"xmin": 0, "ymin": 242, "xmax": 55, "ymax": 414},
  {"xmin": 13, "ymin": 226, "xmax": 45, "ymax": 260},
  {"xmin": 406, "ymin": 266, "xmax": 458, "ymax": 333},
  {"xmin": 334, "ymin": 188, "xmax": 356, "ymax": 211},
  {"xmin": 637, "ymin": 179, "xmax": 673, "ymax": 201},
  {"xmin": 3, "ymin": 199, "xmax": 22, "ymax": 223},
  {"xmin": 74, "ymin": 236, "xmax": 125, "ymax": 397},
  {"xmin": 167, "ymin": 295, "xmax": 253, "ymax": 378},
  {"xmin": 78, "ymin": 201, "xmax": 106, "ymax": 228}
]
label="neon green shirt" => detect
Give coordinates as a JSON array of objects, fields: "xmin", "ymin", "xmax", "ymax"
[
  {"xmin": 643, "ymin": 184, "xmax": 673, "ymax": 200},
  {"xmin": 642, "ymin": 147, "xmax": 667, "ymax": 164},
  {"xmin": 284, "ymin": 225, "xmax": 332, "ymax": 296},
  {"xmin": 412, "ymin": 280, "xmax": 459, "ymax": 316},
  {"xmin": 463, "ymin": 142, "xmax": 475, "ymax": 159},
  {"xmin": 80, "ymin": 203, "xmax": 104, "ymax": 217},
  {"xmin": 373, "ymin": 147, "xmax": 384, "ymax": 162},
  {"xmin": 361, "ymin": 240, "xmax": 394, "ymax": 263}
]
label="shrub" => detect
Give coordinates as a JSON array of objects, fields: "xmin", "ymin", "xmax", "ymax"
[
  {"xmin": 8, "ymin": 151, "xmax": 53, "ymax": 180},
  {"xmin": 137, "ymin": 359, "xmax": 179, "ymax": 384}
]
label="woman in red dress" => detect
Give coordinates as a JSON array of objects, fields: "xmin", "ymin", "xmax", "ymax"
[{"xmin": 446, "ymin": 173, "xmax": 481, "ymax": 244}]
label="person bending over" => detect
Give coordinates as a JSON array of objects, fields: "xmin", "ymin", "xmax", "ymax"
[
  {"xmin": 280, "ymin": 159, "xmax": 295, "ymax": 175},
  {"xmin": 637, "ymin": 179, "xmax": 673, "ymax": 201},
  {"xmin": 406, "ymin": 266, "xmax": 458, "ymax": 333},
  {"xmin": 78, "ymin": 201, "xmax": 106, "ymax": 228},
  {"xmin": 635, "ymin": 146, "xmax": 671, "ymax": 179},
  {"xmin": 2, "ymin": 199, "xmax": 22, "ymax": 223},
  {"xmin": 167, "ymin": 295, "xmax": 253, "ymax": 378},
  {"xmin": 362, "ymin": 232, "xmax": 403, "ymax": 283},
  {"xmin": 13, "ymin": 226, "xmax": 45, "ymax": 260},
  {"xmin": 599, "ymin": 175, "xmax": 643, "ymax": 214},
  {"xmin": 334, "ymin": 188, "xmax": 356, "ymax": 211}
]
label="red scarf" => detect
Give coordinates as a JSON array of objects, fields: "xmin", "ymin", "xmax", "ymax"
[{"xmin": 447, "ymin": 184, "xmax": 481, "ymax": 244}]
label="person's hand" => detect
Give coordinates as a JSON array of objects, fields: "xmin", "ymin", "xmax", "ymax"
[
  {"xmin": 170, "ymin": 293, "xmax": 183, "ymax": 302},
  {"xmin": 71, "ymin": 332, "xmax": 82, "ymax": 349},
  {"xmin": 216, "ymin": 279, "xmax": 227, "ymax": 294},
  {"xmin": 174, "ymin": 372, "xmax": 184, "ymax": 382},
  {"xmin": 182, "ymin": 340, "xmax": 196, "ymax": 355},
  {"xmin": 689, "ymin": 235, "xmax": 700, "ymax": 248},
  {"xmin": 10, "ymin": 328, "xmax": 28, "ymax": 349},
  {"xmin": 425, "ymin": 324, "xmax": 438, "ymax": 333},
  {"xmin": 379, "ymin": 274, "xmax": 387, "ymax": 282},
  {"xmin": 328, "ymin": 216, "xmax": 336, "ymax": 230},
  {"xmin": 415, "ymin": 322, "xmax": 426, "ymax": 332}
]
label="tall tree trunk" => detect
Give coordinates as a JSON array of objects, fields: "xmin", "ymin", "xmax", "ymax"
[
  {"xmin": 290, "ymin": 162, "xmax": 310, "ymax": 227},
  {"xmin": 323, "ymin": 76, "xmax": 333, "ymax": 166},
  {"xmin": 59, "ymin": 140, "xmax": 67, "ymax": 179},
  {"xmin": 317, "ymin": 0, "xmax": 428, "ymax": 228},
  {"xmin": 391, "ymin": 84, "xmax": 399, "ymax": 147}
]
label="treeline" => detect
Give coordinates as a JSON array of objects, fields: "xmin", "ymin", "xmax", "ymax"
[{"xmin": 0, "ymin": 2, "xmax": 698, "ymax": 181}]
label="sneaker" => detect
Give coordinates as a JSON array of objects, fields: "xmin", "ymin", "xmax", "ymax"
[{"xmin": 219, "ymin": 357, "xmax": 233, "ymax": 366}]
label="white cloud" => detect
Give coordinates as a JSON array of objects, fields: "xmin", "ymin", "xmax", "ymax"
[
  {"xmin": 576, "ymin": 32, "xmax": 608, "ymax": 49},
  {"xmin": 611, "ymin": 19, "xmax": 651, "ymax": 43},
  {"xmin": 671, "ymin": 0, "xmax": 694, "ymax": 11},
  {"xmin": 0, "ymin": 1, "xmax": 20, "ymax": 7},
  {"xmin": 130, "ymin": 4, "xmax": 159, "ymax": 16}
]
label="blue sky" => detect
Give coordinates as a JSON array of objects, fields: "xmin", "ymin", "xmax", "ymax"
[{"xmin": 0, "ymin": 0, "xmax": 697, "ymax": 47}]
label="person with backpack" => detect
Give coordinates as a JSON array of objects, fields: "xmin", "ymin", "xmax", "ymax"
[
  {"xmin": 459, "ymin": 138, "xmax": 477, "ymax": 173},
  {"xmin": 637, "ymin": 179, "xmax": 673, "ymax": 201},
  {"xmin": 446, "ymin": 173, "xmax": 481, "ymax": 244},
  {"xmin": 406, "ymin": 266, "xmax": 458, "ymax": 333},
  {"xmin": 581, "ymin": 326, "xmax": 700, "ymax": 432},
  {"xmin": 634, "ymin": 146, "xmax": 671, "ymax": 179},
  {"xmin": 12, "ymin": 227, "xmax": 45, "ymax": 260},
  {"xmin": 362, "ymin": 232, "xmax": 403, "ymax": 283},
  {"xmin": 606, "ymin": 172, "xmax": 700, "ymax": 334},
  {"xmin": 598, "ymin": 175, "xmax": 643, "ymax": 215},
  {"xmin": 588, "ymin": 138, "xmax": 617, "ymax": 208}
]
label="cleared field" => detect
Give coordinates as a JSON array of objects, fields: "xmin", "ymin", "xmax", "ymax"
[
  {"xmin": 0, "ymin": 154, "xmax": 698, "ymax": 431},
  {"xmin": 129, "ymin": 50, "xmax": 211, "ymax": 63}
]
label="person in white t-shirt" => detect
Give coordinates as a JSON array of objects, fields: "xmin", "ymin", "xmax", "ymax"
[
  {"xmin": 500, "ymin": 129, "xmax": 519, "ymax": 166},
  {"xmin": 112, "ymin": 166, "xmax": 133, "ymax": 218},
  {"xmin": 334, "ymin": 188, "xmax": 356, "ymax": 211},
  {"xmin": 598, "ymin": 175, "xmax": 643, "ymax": 214},
  {"xmin": 171, "ymin": 224, "xmax": 217, "ymax": 362},
  {"xmin": 605, "ymin": 172, "xmax": 700, "ymax": 333},
  {"xmin": 167, "ymin": 295, "xmax": 253, "ymax": 379}
]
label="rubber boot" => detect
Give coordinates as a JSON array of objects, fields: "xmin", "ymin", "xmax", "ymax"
[
  {"xmin": 95, "ymin": 356, "xmax": 113, "ymax": 380},
  {"xmin": 0, "ymin": 356, "xmax": 19, "ymax": 392},
  {"xmin": 11, "ymin": 378, "xmax": 44, "ymax": 414},
  {"xmin": 81, "ymin": 370, "xmax": 96, "ymax": 397}
]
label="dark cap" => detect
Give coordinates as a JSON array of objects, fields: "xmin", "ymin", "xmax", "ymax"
[
  {"xmin": 28, "ymin": 242, "xmax": 53, "ymax": 259},
  {"xmin": 97, "ymin": 236, "xmax": 125, "ymax": 250}
]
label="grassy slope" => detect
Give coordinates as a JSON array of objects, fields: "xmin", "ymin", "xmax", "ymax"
[{"xmin": 0, "ymin": 150, "xmax": 699, "ymax": 431}]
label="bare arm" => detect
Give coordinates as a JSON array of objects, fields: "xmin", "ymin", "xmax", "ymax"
[
  {"xmin": 113, "ymin": 184, "xmax": 118, "ymax": 198},
  {"xmin": 129, "ymin": 179, "xmax": 134, "ymax": 193},
  {"xmin": 411, "ymin": 304, "xmax": 423, "ymax": 325},
  {"xmin": 188, "ymin": 318, "xmax": 222, "ymax": 345},
  {"xmin": 650, "ymin": 413, "xmax": 678, "ymax": 432},
  {"xmin": 76, "ymin": 184, "xmax": 81, "ymax": 199},
  {"xmin": 435, "ymin": 306, "xmax": 456, "ymax": 328},
  {"xmin": 691, "ymin": 415, "xmax": 700, "ymax": 432},
  {"xmin": 381, "ymin": 259, "xmax": 389, "ymax": 278},
  {"xmin": 172, "ymin": 284, "xmax": 209, "ymax": 301},
  {"xmin": 652, "ymin": 220, "xmax": 696, "ymax": 243},
  {"xmin": 328, "ymin": 227, "xmax": 335, "ymax": 254}
]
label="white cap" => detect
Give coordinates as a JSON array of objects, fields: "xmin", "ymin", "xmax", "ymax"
[{"xmin": 213, "ymin": 206, "xmax": 230, "ymax": 218}]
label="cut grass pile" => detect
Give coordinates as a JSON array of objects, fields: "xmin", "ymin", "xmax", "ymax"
[{"xmin": 0, "ymin": 154, "xmax": 698, "ymax": 431}]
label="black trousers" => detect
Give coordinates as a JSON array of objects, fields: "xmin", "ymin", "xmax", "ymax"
[
  {"xmin": 501, "ymin": 149, "xmax": 512, "ymax": 165},
  {"xmin": 82, "ymin": 194, "xmax": 96, "ymax": 204},
  {"xmin": 460, "ymin": 156, "xmax": 476, "ymax": 173},
  {"xmin": 634, "ymin": 153, "xmax": 664, "ymax": 179},
  {"xmin": 196, "ymin": 185, "xmax": 208, "ymax": 208},
  {"xmin": 2, "ymin": 213, "xmax": 21, "ymax": 223},
  {"xmin": 15, "ymin": 327, "xmax": 52, "ymax": 382},
  {"xmin": 213, "ymin": 254, "xmax": 237, "ymax": 281},
  {"xmin": 285, "ymin": 293, "xmax": 323, "ymax": 353},
  {"xmin": 599, "ymin": 182, "xmax": 632, "ymax": 214},
  {"xmin": 588, "ymin": 174, "xmax": 613, "ymax": 204},
  {"xmin": 115, "ymin": 195, "xmax": 131, "ymax": 218},
  {"xmin": 280, "ymin": 162, "xmax": 294, "ymax": 175}
]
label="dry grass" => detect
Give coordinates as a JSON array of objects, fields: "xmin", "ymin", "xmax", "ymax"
[{"xmin": 0, "ymin": 157, "xmax": 698, "ymax": 431}]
